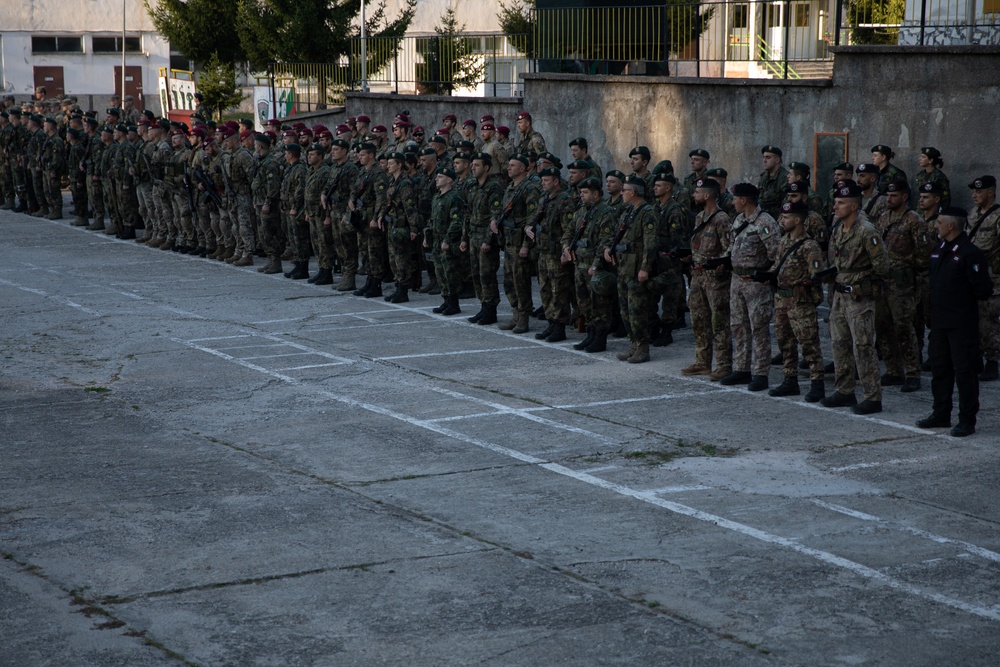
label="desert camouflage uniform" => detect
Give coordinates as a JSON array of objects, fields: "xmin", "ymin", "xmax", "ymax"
[
  {"xmin": 729, "ymin": 207, "xmax": 780, "ymax": 377},
  {"xmin": 689, "ymin": 207, "xmax": 734, "ymax": 371},
  {"xmin": 969, "ymin": 204, "xmax": 1000, "ymax": 363}
]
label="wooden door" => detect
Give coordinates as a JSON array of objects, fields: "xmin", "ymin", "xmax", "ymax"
[
  {"xmin": 113, "ymin": 66, "xmax": 145, "ymax": 110},
  {"xmin": 33, "ymin": 66, "xmax": 65, "ymax": 98}
]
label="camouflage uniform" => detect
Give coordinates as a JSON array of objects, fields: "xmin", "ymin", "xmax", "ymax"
[
  {"xmin": 688, "ymin": 207, "xmax": 734, "ymax": 372},
  {"xmin": 188, "ymin": 147, "xmax": 214, "ymax": 252},
  {"xmin": 99, "ymin": 139, "xmax": 120, "ymax": 231},
  {"xmin": 757, "ymin": 166, "xmax": 789, "ymax": 219},
  {"xmin": 804, "ymin": 210, "xmax": 830, "ymax": 250},
  {"xmin": 325, "ymin": 158, "xmax": 359, "ymax": 282},
  {"xmin": 229, "ymin": 145, "xmax": 257, "ymax": 258},
  {"xmin": 27, "ymin": 126, "xmax": 46, "ymax": 213},
  {"xmin": 305, "ymin": 161, "xmax": 335, "ymax": 271},
  {"xmin": 66, "ymin": 136, "xmax": 89, "ymax": 221},
  {"xmin": 913, "ymin": 168, "xmax": 951, "ymax": 208},
  {"xmin": 428, "ymin": 186, "xmax": 466, "ymax": 299},
  {"xmin": 135, "ymin": 137, "xmax": 156, "ymax": 234},
  {"xmin": 969, "ymin": 204, "xmax": 1000, "ymax": 364},
  {"xmin": 564, "ymin": 199, "xmax": 617, "ymax": 327},
  {"xmin": 828, "ymin": 218, "xmax": 890, "ymax": 402},
  {"xmin": 378, "ymin": 172, "xmax": 421, "ymax": 285},
  {"xmin": 150, "ymin": 137, "xmax": 174, "ymax": 243},
  {"xmin": 8, "ymin": 118, "xmax": 29, "ymax": 208},
  {"xmin": 280, "ymin": 160, "xmax": 308, "ymax": 263},
  {"xmin": 168, "ymin": 143, "xmax": 195, "ymax": 247},
  {"xmin": 113, "ymin": 136, "xmax": 139, "ymax": 232},
  {"xmin": 861, "ymin": 189, "xmax": 887, "ymax": 223},
  {"xmin": 515, "ymin": 130, "xmax": 545, "ymax": 155},
  {"xmin": 875, "ymin": 164, "xmax": 907, "ymax": 195},
  {"xmin": 729, "ymin": 208, "xmax": 780, "ymax": 377},
  {"xmin": 500, "ymin": 177, "xmax": 542, "ymax": 323},
  {"xmin": 613, "ymin": 202, "xmax": 662, "ymax": 350},
  {"xmin": 774, "ymin": 233, "xmax": 826, "ymax": 381},
  {"xmin": 252, "ymin": 150, "xmax": 284, "ymax": 258},
  {"xmin": 207, "ymin": 150, "xmax": 232, "ymax": 253},
  {"xmin": 0, "ymin": 119, "xmax": 13, "ymax": 206},
  {"xmin": 874, "ymin": 207, "xmax": 931, "ymax": 381},
  {"xmin": 465, "ymin": 175, "xmax": 505, "ymax": 306},
  {"xmin": 352, "ymin": 163, "xmax": 388, "ymax": 279},
  {"xmin": 533, "ymin": 189, "xmax": 577, "ymax": 325},
  {"xmin": 655, "ymin": 198, "xmax": 693, "ymax": 332},
  {"xmin": 40, "ymin": 130, "xmax": 64, "ymax": 217}
]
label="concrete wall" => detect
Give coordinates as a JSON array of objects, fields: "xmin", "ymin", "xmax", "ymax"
[
  {"xmin": 520, "ymin": 45, "xmax": 1000, "ymax": 209},
  {"xmin": 344, "ymin": 91, "xmax": 523, "ymax": 134}
]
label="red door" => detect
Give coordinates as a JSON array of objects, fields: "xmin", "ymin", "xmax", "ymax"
[
  {"xmin": 33, "ymin": 66, "xmax": 65, "ymax": 98},
  {"xmin": 113, "ymin": 66, "xmax": 145, "ymax": 110}
]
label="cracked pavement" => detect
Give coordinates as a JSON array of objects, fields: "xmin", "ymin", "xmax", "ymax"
[{"xmin": 2, "ymin": 209, "xmax": 1000, "ymax": 666}]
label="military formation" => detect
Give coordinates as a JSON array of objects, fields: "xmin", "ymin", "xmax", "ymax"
[{"xmin": 2, "ymin": 96, "xmax": 996, "ymax": 434}]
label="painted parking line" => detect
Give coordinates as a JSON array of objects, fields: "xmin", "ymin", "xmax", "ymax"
[
  {"xmin": 375, "ymin": 346, "xmax": 535, "ymax": 361},
  {"xmin": 273, "ymin": 362, "xmax": 349, "ymax": 372},
  {"xmin": 0, "ymin": 277, "xmax": 103, "ymax": 317},
  {"xmin": 175, "ymin": 333, "xmax": 1000, "ymax": 624},
  {"xmin": 829, "ymin": 457, "xmax": 939, "ymax": 472}
]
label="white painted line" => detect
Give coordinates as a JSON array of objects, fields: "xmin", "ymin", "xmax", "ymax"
[
  {"xmin": 0, "ymin": 277, "xmax": 102, "ymax": 317},
  {"xmin": 240, "ymin": 352, "xmax": 315, "ymax": 361},
  {"xmin": 830, "ymin": 457, "xmax": 938, "ymax": 472},
  {"xmin": 177, "ymin": 334, "xmax": 1000, "ymax": 623},
  {"xmin": 273, "ymin": 362, "xmax": 348, "ymax": 371},
  {"xmin": 811, "ymin": 499, "xmax": 1000, "ymax": 565},
  {"xmin": 424, "ymin": 411, "xmax": 509, "ymax": 423},
  {"xmin": 186, "ymin": 335, "xmax": 254, "ymax": 342},
  {"xmin": 553, "ymin": 389, "xmax": 728, "ymax": 410},
  {"xmin": 252, "ymin": 332, "xmax": 353, "ymax": 364},
  {"xmin": 213, "ymin": 343, "xmax": 289, "ymax": 352},
  {"xmin": 376, "ymin": 346, "xmax": 534, "ymax": 361},
  {"xmin": 581, "ymin": 465, "xmax": 620, "ymax": 474},
  {"xmin": 647, "ymin": 485, "xmax": 714, "ymax": 494},
  {"xmin": 291, "ymin": 319, "xmax": 432, "ymax": 333}
]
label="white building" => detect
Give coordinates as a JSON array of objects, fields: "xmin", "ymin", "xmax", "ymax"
[{"xmin": 0, "ymin": 0, "xmax": 171, "ymax": 110}]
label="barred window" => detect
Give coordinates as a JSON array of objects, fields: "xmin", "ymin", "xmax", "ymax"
[
  {"xmin": 31, "ymin": 36, "xmax": 83, "ymax": 53},
  {"xmin": 92, "ymin": 36, "xmax": 142, "ymax": 53}
]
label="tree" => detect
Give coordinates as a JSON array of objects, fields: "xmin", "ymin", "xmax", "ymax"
[
  {"xmin": 197, "ymin": 53, "xmax": 246, "ymax": 120},
  {"xmin": 498, "ymin": 0, "xmax": 535, "ymax": 59},
  {"xmin": 145, "ymin": 0, "xmax": 246, "ymax": 65},
  {"xmin": 847, "ymin": 0, "xmax": 906, "ymax": 45},
  {"xmin": 417, "ymin": 7, "xmax": 487, "ymax": 95}
]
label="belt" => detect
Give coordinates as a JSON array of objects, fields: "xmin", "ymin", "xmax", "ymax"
[
  {"xmin": 834, "ymin": 283, "xmax": 857, "ymax": 293},
  {"xmin": 776, "ymin": 287, "xmax": 796, "ymax": 297},
  {"xmin": 734, "ymin": 269, "xmax": 754, "ymax": 277}
]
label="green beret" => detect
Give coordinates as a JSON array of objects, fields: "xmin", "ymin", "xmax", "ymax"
[
  {"xmin": 578, "ymin": 177, "xmax": 602, "ymax": 192},
  {"xmin": 539, "ymin": 166, "xmax": 560, "ymax": 178},
  {"xmin": 705, "ymin": 167, "xmax": 728, "ymax": 178},
  {"xmin": 435, "ymin": 166, "xmax": 456, "ymax": 180}
]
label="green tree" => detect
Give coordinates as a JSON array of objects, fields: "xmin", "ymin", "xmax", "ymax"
[
  {"xmin": 196, "ymin": 53, "xmax": 246, "ymax": 120},
  {"xmin": 498, "ymin": 0, "xmax": 535, "ymax": 58},
  {"xmin": 145, "ymin": 0, "xmax": 246, "ymax": 64},
  {"xmin": 847, "ymin": 0, "xmax": 906, "ymax": 45},
  {"xmin": 417, "ymin": 7, "xmax": 487, "ymax": 95}
]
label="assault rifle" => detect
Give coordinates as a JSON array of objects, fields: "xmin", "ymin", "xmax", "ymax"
[
  {"xmin": 193, "ymin": 166, "xmax": 224, "ymax": 208},
  {"xmin": 700, "ymin": 255, "xmax": 733, "ymax": 271},
  {"xmin": 495, "ymin": 178, "xmax": 532, "ymax": 231}
]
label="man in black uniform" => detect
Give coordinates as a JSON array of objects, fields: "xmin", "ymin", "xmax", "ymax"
[{"xmin": 918, "ymin": 206, "xmax": 994, "ymax": 437}]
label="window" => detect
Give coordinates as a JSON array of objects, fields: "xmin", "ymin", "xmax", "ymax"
[
  {"xmin": 92, "ymin": 36, "xmax": 142, "ymax": 53},
  {"xmin": 766, "ymin": 4, "xmax": 783, "ymax": 28},
  {"xmin": 985, "ymin": 0, "xmax": 1000, "ymax": 14},
  {"xmin": 795, "ymin": 4, "xmax": 811, "ymax": 27},
  {"xmin": 31, "ymin": 36, "xmax": 83, "ymax": 53},
  {"xmin": 732, "ymin": 4, "xmax": 749, "ymax": 29}
]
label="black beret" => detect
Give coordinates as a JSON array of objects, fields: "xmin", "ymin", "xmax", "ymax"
[
  {"xmin": 605, "ymin": 170, "xmax": 626, "ymax": 181},
  {"xmin": 29, "ymin": 113, "xmax": 44, "ymax": 124},
  {"xmin": 66, "ymin": 127, "xmax": 82, "ymax": 138},
  {"xmin": 142, "ymin": 109, "xmax": 155, "ymax": 121},
  {"xmin": 85, "ymin": 117, "xmax": 99, "ymax": 128},
  {"xmin": 629, "ymin": 146, "xmax": 650, "ymax": 159},
  {"xmin": 0, "ymin": 111, "xmax": 7, "ymax": 119},
  {"xmin": 938, "ymin": 205, "xmax": 968, "ymax": 219},
  {"xmin": 921, "ymin": 146, "xmax": 941, "ymax": 159},
  {"xmin": 472, "ymin": 151, "xmax": 492, "ymax": 165},
  {"xmin": 731, "ymin": 182, "xmax": 760, "ymax": 198},
  {"xmin": 539, "ymin": 166, "xmax": 561, "ymax": 178},
  {"xmin": 855, "ymin": 163, "xmax": 879, "ymax": 174},
  {"xmin": 254, "ymin": 132, "xmax": 272, "ymax": 146},
  {"xmin": 568, "ymin": 159, "xmax": 590, "ymax": 170},
  {"xmin": 969, "ymin": 175, "xmax": 996, "ymax": 190},
  {"xmin": 689, "ymin": 148, "xmax": 710, "ymax": 159},
  {"xmin": 429, "ymin": 135, "xmax": 448, "ymax": 146},
  {"xmin": 871, "ymin": 144, "xmax": 893, "ymax": 156},
  {"xmin": 569, "ymin": 136, "xmax": 588, "ymax": 149},
  {"xmin": 43, "ymin": 116, "xmax": 58, "ymax": 125},
  {"xmin": 652, "ymin": 160, "xmax": 674, "ymax": 175},
  {"xmin": 331, "ymin": 138, "xmax": 350, "ymax": 149},
  {"xmin": 885, "ymin": 180, "xmax": 910, "ymax": 193},
  {"xmin": 761, "ymin": 145, "xmax": 782, "ymax": 156},
  {"xmin": 285, "ymin": 143, "xmax": 302, "ymax": 155},
  {"xmin": 357, "ymin": 141, "xmax": 378, "ymax": 153},
  {"xmin": 418, "ymin": 147, "xmax": 436, "ymax": 157},
  {"xmin": 834, "ymin": 181, "xmax": 863, "ymax": 199},
  {"xmin": 623, "ymin": 174, "xmax": 647, "ymax": 190},
  {"xmin": 784, "ymin": 181, "xmax": 808, "ymax": 194},
  {"xmin": 537, "ymin": 150, "xmax": 560, "ymax": 163},
  {"xmin": 8, "ymin": 108, "xmax": 21, "ymax": 116},
  {"xmin": 114, "ymin": 122, "xmax": 128, "ymax": 133},
  {"xmin": 705, "ymin": 167, "xmax": 728, "ymax": 178},
  {"xmin": 157, "ymin": 119, "xmax": 171, "ymax": 132},
  {"xmin": 106, "ymin": 108, "xmax": 121, "ymax": 117},
  {"xmin": 833, "ymin": 162, "xmax": 854, "ymax": 172},
  {"xmin": 386, "ymin": 151, "xmax": 406, "ymax": 161},
  {"xmin": 435, "ymin": 166, "xmax": 456, "ymax": 180},
  {"xmin": 919, "ymin": 181, "xmax": 944, "ymax": 195},
  {"xmin": 457, "ymin": 140, "xmax": 475, "ymax": 151},
  {"xmin": 510, "ymin": 154, "xmax": 530, "ymax": 167},
  {"xmin": 653, "ymin": 173, "xmax": 677, "ymax": 185},
  {"xmin": 780, "ymin": 200, "xmax": 809, "ymax": 217},
  {"xmin": 453, "ymin": 151, "xmax": 473, "ymax": 162},
  {"xmin": 695, "ymin": 177, "xmax": 720, "ymax": 190},
  {"xmin": 578, "ymin": 177, "xmax": 602, "ymax": 191},
  {"xmin": 788, "ymin": 161, "xmax": 811, "ymax": 174},
  {"xmin": 307, "ymin": 142, "xmax": 325, "ymax": 154}
]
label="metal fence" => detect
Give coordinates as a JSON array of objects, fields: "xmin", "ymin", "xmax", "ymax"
[{"xmin": 837, "ymin": 0, "xmax": 1000, "ymax": 47}]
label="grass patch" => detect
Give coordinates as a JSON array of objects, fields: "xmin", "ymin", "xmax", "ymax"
[{"xmin": 624, "ymin": 450, "xmax": 682, "ymax": 464}]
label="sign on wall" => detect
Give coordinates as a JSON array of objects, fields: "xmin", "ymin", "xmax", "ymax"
[
  {"xmin": 253, "ymin": 86, "xmax": 296, "ymax": 131},
  {"xmin": 158, "ymin": 74, "xmax": 198, "ymax": 116}
]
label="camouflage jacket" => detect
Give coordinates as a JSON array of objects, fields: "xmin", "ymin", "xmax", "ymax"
[
  {"xmin": 757, "ymin": 166, "xmax": 789, "ymax": 218},
  {"xmin": 729, "ymin": 207, "xmax": 780, "ymax": 271},
  {"xmin": 828, "ymin": 218, "xmax": 890, "ymax": 287},
  {"xmin": 775, "ymin": 233, "xmax": 825, "ymax": 294},
  {"xmin": 279, "ymin": 160, "xmax": 307, "ymax": 219},
  {"xmin": 252, "ymin": 152, "xmax": 282, "ymax": 207},
  {"xmin": 304, "ymin": 163, "xmax": 331, "ymax": 219},
  {"xmin": 428, "ymin": 187, "xmax": 466, "ymax": 246},
  {"xmin": 378, "ymin": 172, "xmax": 420, "ymax": 236},
  {"xmin": 690, "ymin": 206, "xmax": 733, "ymax": 267},
  {"xmin": 465, "ymin": 175, "xmax": 504, "ymax": 246},
  {"xmin": 563, "ymin": 199, "xmax": 617, "ymax": 268},
  {"xmin": 531, "ymin": 189, "xmax": 577, "ymax": 256},
  {"xmin": 875, "ymin": 208, "xmax": 931, "ymax": 273}
]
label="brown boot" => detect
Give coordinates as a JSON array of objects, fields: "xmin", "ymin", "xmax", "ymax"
[
  {"xmin": 511, "ymin": 312, "xmax": 529, "ymax": 334},
  {"xmin": 263, "ymin": 259, "xmax": 283, "ymax": 275},
  {"xmin": 87, "ymin": 220, "xmax": 106, "ymax": 231},
  {"xmin": 232, "ymin": 254, "xmax": 253, "ymax": 267},
  {"xmin": 708, "ymin": 367, "xmax": 732, "ymax": 381},
  {"xmin": 335, "ymin": 272, "xmax": 356, "ymax": 291},
  {"xmin": 617, "ymin": 342, "xmax": 637, "ymax": 361},
  {"xmin": 627, "ymin": 343, "xmax": 650, "ymax": 364},
  {"xmin": 681, "ymin": 363, "xmax": 711, "ymax": 376},
  {"xmin": 498, "ymin": 315, "xmax": 517, "ymax": 330}
]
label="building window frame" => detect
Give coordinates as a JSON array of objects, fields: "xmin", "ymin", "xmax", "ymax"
[{"xmin": 31, "ymin": 35, "xmax": 84, "ymax": 54}]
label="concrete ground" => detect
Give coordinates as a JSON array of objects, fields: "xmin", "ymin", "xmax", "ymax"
[{"xmin": 2, "ymin": 206, "xmax": 999, "ymax": 667}]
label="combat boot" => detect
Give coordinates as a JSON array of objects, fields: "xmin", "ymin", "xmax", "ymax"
[
  {"xmin": 748, "ymin": 375, "xmax": 769, "ymax": 392},
  {"xmin": 441, "ymin": 295, "xmax": 461, "ymax": 316},
  {"xmin": 467, "ymin": 304, "xmax": 485, "ymax": 324},
  {"xmin": 353, "ymin": 276, "xmax": 373, "ymax": 296},
  {"xmin": 336, "ymin": 272, "xmax": 357, "ymax": 292},
  {"xmin": 651, "ymin": 329, "xmax": 673, "ymax": 347},
  {"xmin": 546, "ymin": 322, "xmax": 566, "ymax": 343},
  {"xmin": 313, "ymin": 268, "xmax": 334, "ymax": 285},
  {"xmin": 384, "ymin": 283, "xmax": 400, "ymax": 302},
  {"xmin": 232, "ymin": 254, "xmax": 254, "ymax": 267},
  {"xmin": 13, "ymin": 198, "xmax": 27, "ymax": 213},
  {"xmin": 979, "ymin": 360, "xmax": 999, "ymax": 382},
  {"xmin": 47, "ymin": 208, "xmax": 63, "ymax": 221},
  {"xmin": 820, "ymin": 391, "xmax": 857, "ymax": 408},
  {"xmin": 220, "ymin": 245, "xmax": 236, "ymax": 261},
  {"xmin": 477, "ymin": 302, "xmax": 498, "ymax": 325},
  {"xmin": 427, "ymin": 279, "xmax": 442, "ymax": 296},
  {"xmin": 0, "ymin": 197, "xmax": 14, "ymax": 210},
  {"xmin": 88, "ymin": 219, "xmax": 106, "ymax": 232},
  {"xmin": 119, "ymin": 227, "xmax": 136, "ymax": 240},
  {"xmin": 285, "ymin": 261, "xmax": 309, "ymax": 279},
  {"xmin": 627, "ymin": 343, "xmax": 650, "ymax": 363},
  {"xmin": 30, "ymin": 206, "xmax": 49, "ymax": 217},
  {"xmin": 432, "ymin": 296, "xmax": 449, "ymax": 313},
  {"xmin": 72, "ymin": 216, "xmax": 88, "ymax": 227},
  {"xmin": 263, "ymin": 259, "xmax": 283, "ymax": 275},
  {"xmin": 803, "ymin": 380, "xmax": 825, "ymax": 403},
  {"xmin": 498, "ymin": 314, "xmax": 517, "ymax": 330},
  {"xmin": 768, "ymin": 376, "xmax": 799, "ymax": 397},
  {"xmin": 390, "ymin": 284, "xmax": 409, "ymax": 304},
  {"xmin": 257, "ymin": 259, "xmax": 274, "ymax": 273},
  {"xmin": 280, "ymin": 248, "xmax": 294, "ymax": 261},
  {"xmin": 573, "ymin": 325, "xmax": 596, "ymax": 350},
  {"xmin": 362, "ymin": 278, "xmax": 383, "ymax": 298},
  {"xmin": 719, "ymin": 371, "xmax": 752, "ymax": 386},
  {"xmin": 617, "ymin": 342, "xmax": 637, "ymax": 361},
  {"xmin": 535, "ymin": 320, "xmax": 554, "ymax": 340},
  {"xmin": 511, "ymin": 313, "xmax": 530, "ymax": 334},
  {"xmin": 584, "ymin": 326, "xmax": 608, "ymax": 353},
  {"xmin": 307, "ymin": 269, "xmax": 322, "ymax": 284},
  {"xmin": 419, "ymin": 276, "xmax": 437, "ymax": 294}
]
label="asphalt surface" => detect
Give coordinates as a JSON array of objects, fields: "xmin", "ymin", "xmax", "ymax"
[{"xmin": 2, "ymin": 203, "xmax": 1000, "ymax": 666}]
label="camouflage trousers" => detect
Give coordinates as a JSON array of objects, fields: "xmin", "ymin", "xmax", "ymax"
[
  {"xmin": 366, "ymin": 224, "xmax": 387, "ymax": 279},
  {"xmin": 876, "ymin": 281, "xmax": 920, "ymax": 378},
  {"xmin": 309, "ymin": 215, "xmax": 337, "ymax": 269},
  {"xmin": 537, "ymin": 253, "xmax": 573, "ymax": 324},
  {"xmin": 285, "ymin": 211, "xmax": 309, "ymax": 263},
  {"xmin": 118, "ymin": 181, "xmax": 139, "ymax": 229},
  {"xmin": 0, "ymin": 158, "xmax": 12, "ymax": 199},
  {"xmin": 432, "ymin": 243, "xmax": 461, "ymax": 298},
  {"xmin": 31, "ymin": 168, "xmax": 45, "ymax": 211},
  {"xmin": 730, "ymin": 277, "xmax": 774, "ymax": 376},
  {"xmin": 330, "ymin": 212, "xmax": 357, "ymax": 275},
  {"xmin": 775, "ymin": 293, "xmax": 824, "ymax": 381},
  {"xmin": 688, "ymin": 270, "xmax": 733, "ymax": 370},
  {"xmin": 575, "ymin": 264, "xmax": 614, "ymax": 327},
  {"xmin": 136, "ymin": 182, "xmax": 152, "ymax": 230},
  {"xmin": 87, "ymin": 174, "xmax": 105, "ymax": 222},
  {"xmin": 70, "ymin": 177, "xmax": 88, "ymax": 217},
  {"xmin": 655, "ymin": 269, "xmax": 685, "ymax": 330},
  {"xmin": 210, "ymin": 206, "xmax": 228, "ymax": 248},
  {"xmin": 193, "ymin": 194, "xmax": 212, "ymax": 248},
  {"xmin": 10, "ymin": 160, "xmax": 26, "ymax": 199},
  {"xmin": 255, "ymin": 206, "xmax": 284, "ymax": 257},
  {"xmin": 387, "ymin": 227, "xmax": 415, "ymax": 284},
  {"xmin": 979, "ymin": 294, "xmax": 1000, "ymax": 362},
  {"xmin": 167, "ymin": 186, "xmax": 195, "ymax": 245},
  {"xmin": 618, "ymin": 275, "xmax": 656, "ymax": 344},
  {"xmin": 230, "ymin": 193, "xmax": 256, "ymax": 256},
  {"xmin": 470, "ymin": 240, "xmax": 501, "ymax": 305},
  {"xmin": 502, "ymin": 244, "xmax": 534, "ymax": 316},
  {"xmin": 153, "ymin": 181, "xmax": 174, "ymax": 241},
  {"xmin": 830, "ymin": 292, "xmax": 881, "ymax": 402},
  {"xmin": 102, "ymin": 179, "xmax": 120, "ymax": 228}
]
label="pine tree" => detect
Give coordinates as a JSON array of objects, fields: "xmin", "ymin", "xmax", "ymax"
[
  {"xmin": 197, "ymin": 54, "xmax": 246, "ymax": 120},
  {"xmin": 418, "ymin": 6, "xmax": 487, "ymax": 96},
  {"xmin": 145, "ymin": 0, "xmax": 246, "ymax": 64}
]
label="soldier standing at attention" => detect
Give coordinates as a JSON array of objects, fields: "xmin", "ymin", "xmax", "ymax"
[
  {"xmin": 708, "ymin": 167, "xmax": 735, "ymax": 219},
  {"xmin": 915, "ymin": 181, "xmax": 944, "ymax": 365},
  {"xmin": 913, "ymin": 147, "xmax": 950, "ymax": 207},
  {"xmin": 871, "ymin": 145, "xmax": 907, "ymax": 195},
  {"xmin": 682, "ymin": 178, "xmax": 733, "ymax": 379},
  {"xmin": 350, "ymin": 142, "xmax": 389, "ymax": 298},
  {"xmin": 628, "ymin": 146, "xmax": 655, "ymax": 196},
  {"xmin": 464, "ymin": 152, "xmax": 505, "ymax": 325},
  {"xmin": 604, "ymin": 175, "xmax": 661, "ymax": 363},
  {"xmin": 819, "ymin": 181, "xmax": 889, "ymax": 414},
  {"xmin": 40, "ymin": 117, "xmax": 65, "ymax": 220},
  {"xmin": 757, "ymin": 145, "xmax": 788, "ymax": 219},
  {"xmin": 528, "ymin": 165, "xmax": 577, "ymax": 343},
  {"xmin": 280, "ymin": 144, "xmax": 309, "ymax": 279},
  {"xmin": 65, "ymin": 127, "xmax": 89, "ymax": 226},
  {"xmin": 324, "ymin": 138, "xmax": 360, "ymax": 291},
  {"xmin": 967, "ymin": 175, "xmax": 1000, "ymax": 381},
  {"xmin": 227, "ymin": 130, "xmax": 258, "ymax": 267},
  {"xmin": 784, "ymin": 182, "xmax": 830, "ymax": 250},
  {"xmin": 651, "ymin": 173, "xmax": 691, "ymax": 345},
  {"xmin": 491, "ymin": 155, "xmax": 540, "ymax": 334},
  {"xmin": 874, "ymin": 180, "xmax": 930, "ymax": 392},
  {"xmin": 721, "ymin": 183, "xmax": 780, "ymax": 391},
  {"xmin": 427, "ymin": 166, "xmax": 465, "ymax": 316},
  {"xmin": 855, "ymin": 163, "xmax": 887, "ymax": 223},
  {"xmin": 252, "ymin": 133, "xmax": 285, "ymax": 275},
  {"xmin": 514, "ymin": 112, "xmax": 545, "ymax": 155},
  {"xmin": 378, "ymin": 151, "xmax": 421, "ymax": 304},
  {"xmin": 563, "ymin": 177, "xmax": 617, "ymax": 352},
  {"xmin": 303, "ymin": 143, "xmax": 335, "ymax": 285},
  {"xmin": 770, "ymin": 201, "xmax": 827, "ymax": 401},
  {"xmin": 605, "ymin": 170, "xmax": 626, "ymax": 218},
  {"xmin": 684, "ymin": 149, "xmax": 709, "ymax": 190},
  {"xmin": 918, "ymin": 206, "xmax": 994, "ymax": 437},
  {"xmin": 786, "ymin": 162, "xmax": 824, "ymax": 214},
  {"xmin": 568, "ymin": 137, "xmax": 602, "ymax": 181}
]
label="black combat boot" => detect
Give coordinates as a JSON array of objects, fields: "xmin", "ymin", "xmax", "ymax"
[
  {"xmin": 433, "ymin": 296, "xmax": 449, "ymax": 313},
  {"xmin": 389, "ymin": 284, "xmax": 409, "ymax": 303},
  {"xmin": 441, "ymin": 295, "xmax": 461, "ymax": 316},
  {"xmin": 467, "ymin": 304, "xmax": 485, "ymax": 324},
  {"xmin": 477, "ymin": 302, "xmax": 498, "ymax": 325},
  {"xmin": 803, "ymin": 380, "xmax": 825, "ymax": 403},
  {"xmin": 585, "ymin": 325, "xmax": 608, "ymax": 353},
  {"xmin": 546, "ymin": 322, "xmax": 567, "ymax": 342},
  {"xmin": 362, "ymin": 278, "xmax": 382, "ymax": 298},
  {"xmin": 313, "ymin": 268, "xmax": 334, "ymax": 285},
  {"xmin": 353, "ymin": 276, "xmax": 373, "ymax": 296},
  {"xmin": 573, "ymin": 325, "xmax": 595, "ymax": 350},
  {"xmin": 384, "ymin": 283, "xmax": 400, "ymax": 302},
  {"xmin": 535, "ymin": 320, "xmax": 554, "ymax": 340},
  {"xmin": 287, "ymin": 261, "xmax": 309, "ymax": 279},
  {"xmin": 768, "ymin": 376, "xmax": 799, "ymax": 397}
]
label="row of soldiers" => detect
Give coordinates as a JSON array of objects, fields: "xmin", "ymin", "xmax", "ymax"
[{"xmin": 3, "ymin": 104, "xmax": 997, "ymax": 421}]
